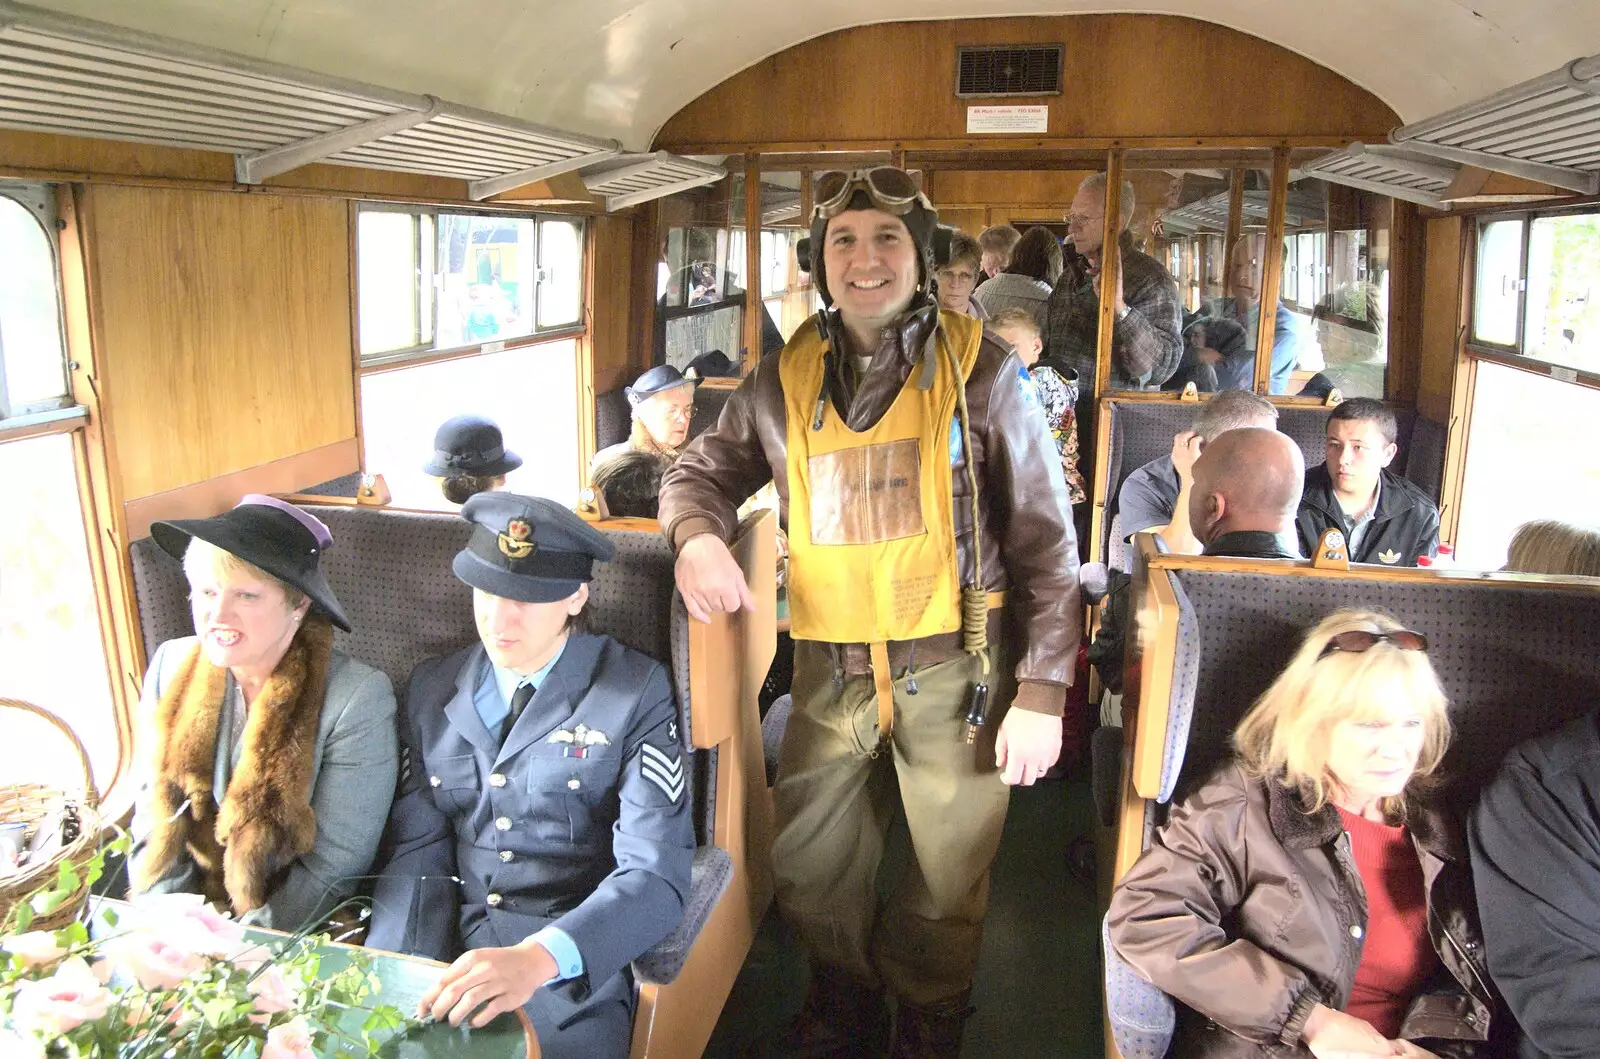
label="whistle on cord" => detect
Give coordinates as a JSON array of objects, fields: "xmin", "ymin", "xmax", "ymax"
[{"xmin": 963, "ymin": 682, "xmax": 990, "ymax": 744}]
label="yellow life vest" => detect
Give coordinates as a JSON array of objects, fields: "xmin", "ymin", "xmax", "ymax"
[{"xmin": 780, "ymin": 310, "xmax": 984, "ymax": 645}]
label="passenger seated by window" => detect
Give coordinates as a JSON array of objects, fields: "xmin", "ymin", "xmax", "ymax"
[
  {"xmin": 1503, "ymin": 518, "xmax": 1600, "ymax": 577},
  {"xmin": 1047, "ymin": 173, "xmax": 1184, "ymax": 397},
  {"xmin": 590, "ymin": 364, "xmax": 697, "ymax": 478},
  {"xmin": 1296, "ymin": 398, "xmax": 1438, "ymax": 567},
  {"xmin": 1109, "ymin": 610, "xmax": 1497, "ymax": 1058},
  {"xmin": 934, "ymin": 230, "xmax": 986, "ymax": 320},
  {"xmin": 426, "ymin": 415, "xmax": 521, "ymax": 505},
  {"xmin": 972, "ymin": 226, "xmax": 1058, "ymax": 325},
  {"xmin": 1116, "ymin": 389, "xmax": 1279, "ymax": 556},
  {"xmin": 128, "ymin": 496, "xmax": 398, "ymax": 931},
  {"xmin": 976, "ymin": 224, "xmax": 1021, "ymax": 287},
  {"xmin": 1470, "ymin": 709, "xmax": 1600, "ymax": 1058},
  {"xmin": 991, "ymin": 307, "xmax": 1087, "ymax": 508},
  {"xmin": 367, "ymin": 492, "xmax": 693, "ymax": 1056},
  {"xmin": 1202, "ymin": 234, "xmax": 1306, "ymax": 394},
  {"xmin": 1187, "ymin": 427, "xmax": 1304, "ymax": 559},
  {"xmin": 592, "ymin": 449, "xmax": 664, "ymax": 519}
]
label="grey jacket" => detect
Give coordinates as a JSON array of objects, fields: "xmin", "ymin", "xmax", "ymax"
[
  {"xmin": 972, "ymin": 272, "xmax": 1052, "ymax": 326},
  {"xmin": 128, "ymin": 636, "xmax": 398, "ymax": 931}
]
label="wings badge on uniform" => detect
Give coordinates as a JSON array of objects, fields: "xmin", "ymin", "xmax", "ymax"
[
  {"xmin": 547, "ymin": 723, "xmax": 611, "ymax": 759},
  {"xmin": 640, "ymin": 742, "xmax": 685, "ymax": 802}
]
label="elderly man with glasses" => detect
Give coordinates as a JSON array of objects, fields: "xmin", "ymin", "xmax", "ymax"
[{"xmin": 658, "ymin": 167, "xmax": 1080, "ymax": 1058}]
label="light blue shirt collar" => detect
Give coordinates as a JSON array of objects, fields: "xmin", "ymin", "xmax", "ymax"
[
  {"xmin": 491, "ymin": 636, "xmax": 569, "ymax": 707},
  {"xmin": 473, "ymin": 636, "xmax": 570, "ymax": 732}
]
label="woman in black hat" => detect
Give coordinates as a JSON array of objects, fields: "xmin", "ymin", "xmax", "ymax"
[
  {"xmin": 127, "ymin": 495, "xmax": 398, "ymax": 931},
  {"xmin": 426, "ymin": 415, "xmax": 523, "ymax": 506}
]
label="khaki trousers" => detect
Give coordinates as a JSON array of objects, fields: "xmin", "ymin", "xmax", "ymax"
[{"xmin": 771, "ymin": 638, "xmax": 1015, "ymax": 1006}]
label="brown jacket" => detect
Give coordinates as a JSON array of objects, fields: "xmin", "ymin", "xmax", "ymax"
[
  {"xmin": 657, "ymin": 304, "xmax": 1080, "ymax": 714},
  {"xmin": 1108, "ymin": 763, "xmax": 1496, "ymax": 1057}
]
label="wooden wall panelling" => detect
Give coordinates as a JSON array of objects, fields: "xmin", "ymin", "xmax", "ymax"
[
  {"xmin": 1417, "ymin": 216, "xmax": 1466, "ymax": 423},
  {"xmin": 628, "ymin": 201, "xmax": 662, "ymax": 383},
  {"xmin": 742, "ymin": 153, "xmax": 762, "ymax": 373},
  {"xmin": 1253, "ymin": 149, "xmax": 1290, "ymax": 392},
  {"xmin": 1094, "ymin": 151, "xmax": 1124, "ymax": 400},
  {"xmin": 656, "ymin": 15, "xmax": 1400, "ymax": 151},
  {"xmin": 589, "ymin": 213, "xmax": 638, "ymax": 398},
  {"xmin": 1385, "ymin": 202, "xmax": 1426, "ymax": 407},
  {"xmin": 86, "ymin": 185, "xmax": 358, "ymax": 503}
]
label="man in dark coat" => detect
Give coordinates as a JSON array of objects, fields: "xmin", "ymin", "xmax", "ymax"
[
  {"xmin": 368, "ymin": 492, "xmax": 694, "ymax": 1056},
  {"xmin": 1295, "ymin": 398, "xmax": 1438, "ymax": 566},
  {"xmin": 1187, "ymin": 427, "xmax": 1304, "ymax": 560}
]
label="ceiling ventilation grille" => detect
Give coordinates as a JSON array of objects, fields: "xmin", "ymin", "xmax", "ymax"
[{"xmin": 955, "ymin": 45, "xmax": 1063, "ymax": 98}]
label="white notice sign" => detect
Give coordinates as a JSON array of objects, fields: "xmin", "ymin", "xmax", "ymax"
[{"xmin": 966, "ymin": 104, "xmax": 1050, "ymax": 134}]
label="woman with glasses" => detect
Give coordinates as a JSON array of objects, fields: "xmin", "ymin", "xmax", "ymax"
[
  {"xmin": 1108, "ymin": 610, "xmax": 1498, "ymax": 1058},
  {"xmin": 933, "ymin": 229, "xmax": 986, "ymax": 319}
]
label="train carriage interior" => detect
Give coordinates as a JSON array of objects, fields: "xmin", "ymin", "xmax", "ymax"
[{"xmin": 2, "ymin": 0, "xmax": 1600, "ymax": 1055}]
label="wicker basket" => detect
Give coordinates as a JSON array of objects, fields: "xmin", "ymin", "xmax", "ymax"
[{"xmin": 0, "ymin": 697, "xmax": 101, "ymax": 932}]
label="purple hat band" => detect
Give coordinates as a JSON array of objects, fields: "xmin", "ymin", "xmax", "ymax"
[{"xmin": 238, "ymin": 494, "xmax": 334, "ymax": 550}]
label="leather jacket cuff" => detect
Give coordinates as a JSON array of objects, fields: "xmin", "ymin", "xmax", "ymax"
[
  {"xmin": 1011, "ymin": 680, "xmax": 1066, "ymax": 717},
  {"xmin": 1280, "ymin": 987, "xmax": 1322, "ymax": 1046},
  {"xmin": 670, "ymin": 516, "xmax": 726, "ymax": 551}
]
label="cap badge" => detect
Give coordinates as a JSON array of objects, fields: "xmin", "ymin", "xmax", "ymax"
[
  {"xmin": 499, "ymin": 519, "xmax": 536, "ymax": 559},
  {"xmin": 548, "ymin": 723, "xmax": 611, "ymax": 759}
]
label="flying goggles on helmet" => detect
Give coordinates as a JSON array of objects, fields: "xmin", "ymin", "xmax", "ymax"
[{"xmin": 798, "ymin": 167, "xmax": 944, "ymax": 309}]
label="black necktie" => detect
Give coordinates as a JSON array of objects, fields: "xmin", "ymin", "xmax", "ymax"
[{"xmin": 508, "ymin": 682, "xmax": 535, "ymax": 726}]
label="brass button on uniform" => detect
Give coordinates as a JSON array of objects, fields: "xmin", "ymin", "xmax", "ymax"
[
  {"xmin": 488, "ymin": 773, "xmax": 507, "ymax": 788},
  {"xmin": 1349, "ymin": 925, "xmax": 1364, "ymax": 939},
  {"xmin": 499, "ymin": 850, "xmax": 514, "ymax": 863},
  {"xmin": 429, "ymin": 776, "xmax": 441, "ymax": 787},
  {"xmin": 567, "ymin": 778, "xmax": 581, "ymax": 791},
  {"xmin": 495, "ymin": 816, "xmax": 511, "ymax": 830},
  {"xmin": 486, "ymin": 893, "xmax": 503, "ymax": 907}
]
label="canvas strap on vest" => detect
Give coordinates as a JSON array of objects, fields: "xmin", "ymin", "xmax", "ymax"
[{"xmin": 780, "ymin": 310, "xmax": 997, "ymax": 744}]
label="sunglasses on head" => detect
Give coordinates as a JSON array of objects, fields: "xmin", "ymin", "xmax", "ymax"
[
  {"xmin": 813, "ymin": 167, "xmax": 924, "ymax": 220},
  {"xmin": 1317, "ymin": 629, "xmax": 1429, "ymax": 660}
]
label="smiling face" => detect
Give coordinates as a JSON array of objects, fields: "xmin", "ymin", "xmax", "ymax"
[
  {"xmin": 1325, "ymin": 696, "xmax": 1428, "ymax": 809},
  {"xmin": 185, "ymin": 544, "xmax": 308, "ymax": 676},
  {"xmin": 634, "ymin": 383, "xmax": 695, "ymax": 449},
  {"xmin": 822, "ymin": 208, "xmax": 920, "ymax": 332},
  {"xmin": 473, "ymin": 584, "xmax": 588, "ymax": 674}
]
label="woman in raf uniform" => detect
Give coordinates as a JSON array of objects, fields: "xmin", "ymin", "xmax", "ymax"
[
  {"xmin": 367, "ymin": 492, "xmax": 694, "ymax": 1057},
  {"xmin": 128, "ymin": 495, "xmax": 398, "ymax": 931},
  {"xmin": 1108, "ymin": 610, "xmax": 1499, "ymax": 1058}
]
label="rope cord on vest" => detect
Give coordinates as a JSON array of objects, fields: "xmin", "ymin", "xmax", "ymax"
[{"xmin": 937, "ymin": 325, "xmax": 992, "ymax": 680}]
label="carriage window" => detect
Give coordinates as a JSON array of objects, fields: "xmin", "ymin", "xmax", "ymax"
[
  {"xmin": 1455, "ymin": 360, "xmax": 1600, "ymax": 569},
  {"xmin": 1470, "ymin": 208, "xmax": 1600, "ymax": 373},
  {"xmin": 359, "ymin": 338, "xmax": 581, "ymax": 509},
  {"xmin": 356, "ymin": 205, "xmax": 585, "ymax": 364},
  {"xmin": 1286, "ymin": 176, "xmax": 1391, "ymax": 400},
  {"xmin": 0, "ymin": 190, "xmax": 70, "ymax": 417}
]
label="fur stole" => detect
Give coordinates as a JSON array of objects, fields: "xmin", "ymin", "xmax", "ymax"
[
  {"xmin": 132, "ymin": 617, "xmax": 332, "ymax": 914},
  {"xmin": 629, "ymin": 418, "xmax": 682, "ymax": 463}
]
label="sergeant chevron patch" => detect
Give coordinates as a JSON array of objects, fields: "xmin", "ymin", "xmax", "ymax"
[{"xmin": 640, "ymin": 742, "xmax": 685, "ymax": 802}]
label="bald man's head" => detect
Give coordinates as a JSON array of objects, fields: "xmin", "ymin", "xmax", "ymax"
[{"xmin": 1188, "ymin": 428, "xmax": 1305, "ymax": 547}]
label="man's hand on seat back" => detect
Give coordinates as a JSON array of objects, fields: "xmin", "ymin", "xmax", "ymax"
[
  {"xmin": 676, "ymin": 533, "xmax": 755, "ymax": 624},
  {"xmin": 996, "ymin": 706, "xmax": 1063, "ymax": 786}
]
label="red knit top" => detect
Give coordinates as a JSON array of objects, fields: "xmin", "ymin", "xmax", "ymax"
[{"xmin": 1336, "ymin": 807, "xmax": 1439, "ymax": 1038}]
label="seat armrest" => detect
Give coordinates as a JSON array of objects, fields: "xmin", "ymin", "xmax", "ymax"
[
  {"xmin": 1102, "ymin": 914, "xmax": 1175, "ymax": 1059},
  {"xmin": 632, "ymin": 845, "xmax": 734, "ymax": 985}
]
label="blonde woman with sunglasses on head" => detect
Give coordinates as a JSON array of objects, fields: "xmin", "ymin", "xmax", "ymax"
[{"xmin": 1109, "ymin": 610, "xmax": 1500, "ymax": 1058}]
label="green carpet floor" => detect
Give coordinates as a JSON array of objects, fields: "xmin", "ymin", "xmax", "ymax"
[{"xmin": 707, "ymin": 777, "xmax": 1106, "ymax": 1058}]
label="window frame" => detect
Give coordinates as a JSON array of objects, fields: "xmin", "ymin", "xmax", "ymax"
[
  {"xmin": 0, "ymin": 183, "xmax": 74, "ymax": 422},
  {"xmin": 354, "ymin": 201, "xmax": 589, "ymax": 371},
  {"xmin": 1466, "ymin": 203, "xmax": 1600, "ymax": 365}
]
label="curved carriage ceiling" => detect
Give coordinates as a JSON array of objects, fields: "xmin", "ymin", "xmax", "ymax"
[{"xmin": 17, "ymin": 0, "xmax": 1600, "ymax": 152}]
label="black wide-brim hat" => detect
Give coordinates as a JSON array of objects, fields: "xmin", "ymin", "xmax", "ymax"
[
  {"xmin": 423, "ymin": 414, "xmax": 523, "ymax": 478},
  {"xmin": 152, "ymin": 496, "xmax": 351, "ymax": 632},
  {"xmin": 625, "ymin": 365, "xmax": 697, "ymax": 407},
  {"xmin": 453, "ymin": 492, "xmax": 616, "ymax": 604}
]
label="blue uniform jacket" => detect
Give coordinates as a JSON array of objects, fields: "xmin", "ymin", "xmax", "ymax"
[{"xmin": 368, "ymin": 632, "xmax": 695, "ymax": 999}]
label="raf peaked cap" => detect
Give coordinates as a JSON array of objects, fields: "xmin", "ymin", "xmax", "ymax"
[
  {"xmin": 625, "ymin": 365, "xmax": 696, "ymax": 407},
  {"xmin": 152, "ymin": 494, "xmax": 351, "ymax": 631},
  {"xmin": 454, "ymin": 492, "xmax": 617, "ymax": 604},
  {"xmin": 423, "ymin": 415, "xmax": 523, "ymax": 478}
]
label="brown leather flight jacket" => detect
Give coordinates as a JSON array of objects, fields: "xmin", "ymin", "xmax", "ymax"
[
  {"xmin": 1108, "ymin": 764, "xmax": 1497, "ymax": 1058},
  {"xmin": 656, "ymin": 304, "xmax": 1081, "ymax": 714}
]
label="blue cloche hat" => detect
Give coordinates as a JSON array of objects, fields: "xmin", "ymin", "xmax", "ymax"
[
  {"xmin": 423, "ymin": 415, "xmax": 523, "ymax": 478},
  {"xmin": 453, "ymin": 492, "xmax": 616, "ymax": 604},
  {"xmin": 625, "ymin": 365, "xmax": 696, "ymax": 407}
]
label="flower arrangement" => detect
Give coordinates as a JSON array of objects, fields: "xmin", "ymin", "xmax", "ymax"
[{"xmin": 0, "ymin": 834, "xmax": 419, "ymax": 1057}]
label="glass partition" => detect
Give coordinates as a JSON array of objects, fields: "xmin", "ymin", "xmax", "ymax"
[
  {"xmin": 759, "ymin": 172, "xmax": 813, "ymax": 343},
  {"xmin": 656, "ymin": 167, "xmax": 745, "ymax": 374},
  {"xmin": 1285, "ymin": 176, "xmax": 1392, "ymax": 399}
]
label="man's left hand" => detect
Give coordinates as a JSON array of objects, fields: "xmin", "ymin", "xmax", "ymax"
[
  {"xmin": 1089, "ymin": 256, "xmax": 1127, "ymax": 315},
  {"xmin": 995, "ymin": 707, "xmax": 1063, "ymax": 786},
  {"xmin": 418, "ymin": 939, "xmax": 559, "ymax": 1028}
]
